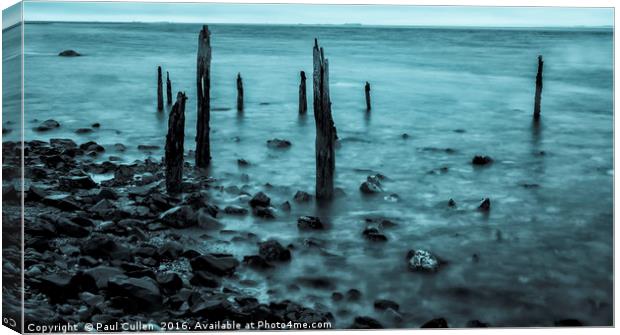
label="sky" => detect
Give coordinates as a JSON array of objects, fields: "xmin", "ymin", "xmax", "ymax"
[{"xmin": 8, "ymin": 1, "xmax": 615, "ymax": 28}]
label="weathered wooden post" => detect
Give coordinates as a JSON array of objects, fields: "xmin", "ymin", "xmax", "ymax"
[
  {"xmin": 166, "ymin": 71, "xmax": 172, "ymax": 105},
  {"xmin": 196, "ymin": 25, "xmax": 212, "ymax": 167},
  {"xmin": 365, "ymin": 81, "xmax": 371, "ymax": 111},
  {"xmin": 533, "ymin": 55, "xmax": 543, "ymax": 120},
  {"xmin": 299, "ymin": 71, "xmax": 307, "ymax": 114},
  {"xmin": 236, "ymin": 73, "xmax": 244, "ymax": 112},
  {"xmin": 157, "ymin": 66, "xmax": 163, "ymax": 111},
  {"xmin": 165, "ymin": 92, "xmax": 187, "ymax": 193},
  {"xmin": 313, "ymin": 39, "xmax": 336, "ymax": 200}
]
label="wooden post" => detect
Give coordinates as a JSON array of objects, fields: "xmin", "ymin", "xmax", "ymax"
[
  {"xmin": 165, "ymin": 92, "xmax": 187, "ymax": 194},
  {"xmin": 166, "ymin": 71, "xmax": 172, "ymax": 105},
  {"xmin": 533, "ymin": 55, "xmax": 543, "ymax": 120},
  {"xmin": 299, "ymin": 71, "xmax": 307, "ymax": 114},
  {"xmin": 365, "ymin": 81, "xmax": 371, "ymax": 111},
  {"xmin": 236, "ymin": 73, "xmax": 244, "ymax": 112},
  {"xmin": 196, "ymin": 25, "xmax": 212, "ymax": 168},
  {"xmin": 157, "ymin": 66, "xmax": 163, "ymax": 111},
  {"xmin": 313, "ymin": 39, "xmax": 336, "ymax": 200}
]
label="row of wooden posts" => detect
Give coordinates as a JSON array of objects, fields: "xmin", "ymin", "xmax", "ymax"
[{"xmin": 160, "ymin": 24, "xmax": 545, "ymax": 197}]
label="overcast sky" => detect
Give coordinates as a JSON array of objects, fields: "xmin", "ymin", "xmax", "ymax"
[{"xmin": 13, "ymin": 1, "xmax": 615, "ymax": 27}]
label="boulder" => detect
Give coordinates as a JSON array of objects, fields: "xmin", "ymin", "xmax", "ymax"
[
  {"xmin": 108, "ymin": 276, "xmax": 162, "ymax": 306},
  {"xmin": 407, "ymin": 249, "xmax": 440, "ymax": 272},
  {"xmin": 249, "ymin": 191, "xmax": 270, "ymax": 207},
  {"xmin": 224, "ymin": 205, "xmax": 248, "ymax": 215},
  {"xmin": 258, "ymin": 240, "xmax": 291, "ymax": 262},
  {"xmin": 237, "ymin": 159, "xmax": 250, "ymax": 167},
  {"xmin": 59, "ymin": 175, "xmax": 97, "ymax": 190},
  {"xmin": 189, "ymin": 271, "xmax": 220, "ymax": 288},
  {"xmin": 293, "ymin": 190, "xmax": 311, "ymax": 202},
  {"xmin": 79, "ymin": 141, "xmax": 105, "ymax": 152},
  {"xmin": 362, "ymin": 227, "xmax": 387, "ymax": 242},
  {"xmin": 297, "ymin": 216, "xmax": 324, "ymax": 230},
  {"xmin": 156, "ymin": 272, "xmax": 183, "ymax": 294},
  {"xmin": 40, "ymin": 214, "xmax": 89, "ymax": 238},
  {"xmin": 83, "ymin": 266, "xmax": 125, "ymax": 289},
  {"xmin": 35, "ymin": 119, "xmax": 60, "ymax": 131},
  {"xmin": 253, "ymin": 206, "xmax": 276, "ymax": 219},
  {"xmin": 472, "ymin": 155, "xmax": 493, "ymax": 166},
  {"xmin": 58, "ymin": 50, "xmax": 81, "ymax": 57},
  {"xmin": 360, "ymin": 175, "xmax": 383, "ymax": 194},
  {"xmin": 190, "ymin": 254, "xmax": 239, "ymax": 276},
  {"xmin": 478, "ymin": 198, "xmax": 491, "ymax": 211},
  {"xmin": 266, "ymin": 138, "xmax": 292, "ymax": 149},
  {"xmin": 159, "ymin": 206, "xmax": 197, "ymax": 228}
]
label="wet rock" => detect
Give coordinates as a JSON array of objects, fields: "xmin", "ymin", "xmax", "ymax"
[
  {"xmin": 448, "ymin": 198, "xmax": 457, "ymax": 207},
  {"xmin": 90, "ymin": 199, "xmax": 117, "ymax": 217},
  {"xmin": 98, "ymin": 187, "xmax": 118, "ymax": 200},
  {"xmin": 190, "ymin": 254, "xmax": 239, "ymax": 276},
  {"xmin": 58, "ymin": 50, "xmax": 81, "ymax": 57},
  {"xmin": 42, "ymin": 194, "xmax": 81, "ymax": 211},
  {"xmin": 249, "ymin": 191, "xmax": 271, "ymax": 207},
  {"xmin": 362, "ymin": 226, "xmax": 387, "ymax": 242},
  {"xmin": 80, "ymin": 141, "xmax": 105, "ymax": 154},
  {"xmin": 266, "ymin": 138, "xmax": 292, "ymax": 149},
  {"xmin": 159, "ymin": 206, "xmax": 197, "ymax": 228},
  {"xmin": 258, "ymin": 240, "xmax": 291, "ymax": 262},
  {"xmin": 421, "ymin": 318, "xmax": 448, "ymax": 328},
  {"xmin": 59, "ymin": 175, "xmax": 97, "ymax": 190},
  {"xmin": 36, "ymin": 273, "xmax": 79, "ymax": 302},
  {"xmin": 554, "ymin": 319, "xmax": 583, "ymax": 327},
  {"xmin": 350, "ymin": 316, "xmax": 383, "ymax": 329},
  {"xmin": 346, "ymin": 289, "xmax": 362, "ymax": 301},
  {"xmin": 40, "ymin": 214, "xmax": 89, "ymax": 237},
  {"xmin": 237, "ymin": 159, "xmax": 250, "ymax": 167},
  {"xmin": 401, "ymin": 133, "xmax": 410, "ymax": 139},
  {"xmin": 297, "ymin": 276, "xmax": 334, "ymax": 290},
  {"xmin": 360, "ymin": 175, "xmax": 383, "ymax": 194},
  {"xmin": 280, "ymin": 201, "xmax": 291, "ymax": 212},
  {"xmin": 190, "ymin": 271, "xmax": 221, "ymax": 288},
  {"xmin": 50, "ymin": 138, "xmax": 77, "ymax": 149},
  {"xmin": 108, "ymin": 276, "xmax": 162, "ymax": 307},
  {"xmin": 253, "ymin": 206, "xmax": 276, "ymax": 219},
  {"xmin": 81, "ymin": 234, "xmax": 130, "ymax": 260},
  {"xmin": 374, "ymin": 299, "xmax": 399, "ymax": 311},
  {"xmin": 224, "ymin": 205, "xmax": 248, "ymax": 215},
  {"xmin": 407, "ymin": 249, "xmax": 440, "ymax": 272},
  {"xmin": 331, "ymin": 292, "xmax": 343, "ymax": 301},
  {"xmin": 137, "ymin": 144, "xmax": 160, "ymax": 151},
  {"xmin": 154, "ymin": 272, "xmax": 183, "ymax": 294},
  {"xmin": 294, "ymin": 190, "xmax": 311, "ymax": 202},
  {"xmin": 156, "ymin": 241, "xmax": 184, "ymax": 260},
  {"xmin": 243, "ymin": 255, "xmax": 273, "ymax": 269},
  {"xmin": 478, "ymin": 198, "xmax": 491, "ymax": 211},
  {"xmin": 297, "ymin": 216, "xmax": 324, "ymax": 230},
  {"xmin": 114, "ymin": 143, "xmax": 126, "ymax": 152},
  {"xmin": 75, "ymin": 128, "xmax": 93, "ymax": 134},
  {"xmin": 35, "ymin": 119, "xmax": 60, "ymax": 131},
  {"xmin": 466, "ymin": 320, "xmax": 489, "ymax": 327},
  {"xmin": 83, "ymin": 266, "xmax": 125, "ymax": 289},
  {"xmin": 472, "ymin": 155, "xmax": 493, "ymax": 166}
]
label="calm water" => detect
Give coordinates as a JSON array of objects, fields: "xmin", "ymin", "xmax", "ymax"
[{"xmin": 10, "ymin": 22, "xmax": 615, "ymax": 327}]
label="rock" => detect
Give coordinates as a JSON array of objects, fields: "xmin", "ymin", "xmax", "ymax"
[
  {"xmin": 36, "ymin": 273, "xmax": 78, "ymax": 302},
  {"xmin": 114, "ymin": 143, "xmax": 126, "ymax": 152},
  {"xmin": 159, "ymin": 206, "xmax": 197, "ymax": 228},
  {"xmin": 249, "ymin": 191, "xmax": 270, "ymax": 207},
  {"xmin": 407, "ymin": 249, "xmax": 440, "ymax": 272},
  {"xmin": 79, "ymin": 141, "xmax": 105, "ymax": 153},
  {"xmin": 91, "ymin": 123, "xmax": 100, "ymax": 128},
  {"xmin": 242, "ymin": 255, "xmax": 273, "ymax": 269},
  {"xmin": 190, "ymin": 254, "xmax": 239, "ymax": 276},
  {"xmin": 98, "ymin": 187, "xmax": 118, "ymax": 200},
  {"xmin": 401, "ymin": 133, "xmax": 410, "ymax": 139},
  {"xmin": 346, "ymin": 289, "xmax": 362, "ymax": 301},
  {"xmin": 108, "ymin": 276, "xmax": 162, "ymax": 308},
  {"xmin": 554, "ymin": 319, "xmax": 583, "ymax": 327},
  {"xmin": 331, "ymin": 292, "xmax": 343, "ymax": 301},
  {"xmin": 40, "ymin": 214, "xmax": 89, "ymax": 238},
  {"xmin": 421, "ymin": 318, "xmax": 448, "ymax": 328},
  {"xmin": 59, "ymin": 175, "xmax": 97, "ymax": 190},
  {"xmin": 280, "ymin": 201, "xmax": 291, "ymax": 211},
  {"xmin": 35, "ymin": 119, "xmax": 60, "ymax": 131},
  {"xmin": 266, "ymin": 138, "xmax": 292, "ymax": 149},
  {"xmin": 156, "ymin": 241, "xmax": 184, "ymax": 260},
  {"xmin": 448, "ymin": 198, "xmax": 456, "ymax": 207},
  {"xmin": 190, "ymin": 271, "xmax": 221, "ymax": 288},
  {"xmin": 294, "ymin": 191, "xmax": 311, "ymax": 202},
  {"xmin": 83, "ymin": 266, "xmax": 125, "ymax": 289},
  {"xmin": 466, "ymin": 320, "xmax": 489, "ymax": 327},
  {"xmin": 137, "ymin": 144, "xmax": 160, "ymax": 151},
  {"xmin": 350, "ymin": 316, "xmax": 383, "ymax": 329},
  {"xmin": 472, "ymin": 155, "xmax": 493, "ymax": 165},
  {"xmin": 81, "ymin": 234, "xmax": 129, "ymax": 260},
  {"xmin": 42, "ymin": 194, "xmax": 81, "ymax": 211},
  {"xmin": 237, "ymin": 159, "xmax": 250, "ymax": 167},
  {"xmin": 360, "ymin": 175, "xmax": 383, "ymax": 194},
  {"xmin": 253, "ymin": 206, "xmax": 276, "ymax": 219},
  {"xmin": 58, "ymin": 50, "xmax": 81, "ymax": 57},
  {"xmin": 79, "ymin": 292, "xmax": 104, "ymax": 307},
  {"xmin": 156, "ymin": 272, "xmax": 183, "ymax": 294},
  {"xmin": 374, "ymin": 299, "xmax": 399, "ymax": 311},
  {"xmin": 258, "ymin": 240, "xmax": 291, "ymax": 262},
  {"xmin": 478, "ymin": 198, "xmax": 491, "ymax": 211},
  {"xmin": 224, "ymin": 205, "xmax": 248, "ymax": 215},
  {"xmin": 50, "ymin": 138, "xmax": 77, "ymax": 149},
  {"xmin": 297, "ymin": 216, "xmax": 324, "ymax": 230},
  {"xmin": 362, "ymin": 227, "xmax": 387, "ymax": 242},
  {"xmin": 75, "ymin": 128, "xmax": 93, "ymax": 134}
]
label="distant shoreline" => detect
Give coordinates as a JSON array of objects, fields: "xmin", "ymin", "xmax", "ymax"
[{"xmin": 20, "ymin": 20, "xmax": 613, "ymax": 31}]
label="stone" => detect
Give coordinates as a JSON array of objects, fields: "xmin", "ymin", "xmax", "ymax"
[
  {"xmin": 374, "ymin": 299, "xmax": 399, "ymax": 311},
  {"xmin": 466, "ymin": 320, "xmax": 489, "ymax": 327},
  {"xmin": 294, "ymin": 190, "xmax": 311, "ymax": 202},
  {"xmin": 79, "ymin": 141, "xmax": 105, "ymax": 152},
  {"xmin": 42, "ymin": 194, "xmax": 81, "ymax": 211},
  {"xmin": 237, "ymin": 159, "xmax": 250, "ymax": 167},
  {"xmin": 346, "ymin": 289, "xmax": 362, "ymax": 301},
  {"xmin": 360, "ymin": 176, "xmax": 382, "ymax": 194},
  {"xmin": 59, "ymin": 175, "xmax": 97, "ymax": 190},
  {"xmin": 249, "ymin": 191, "xmax": 270, "ymax": 207},
  {"xmin": 156, "ymin": 272, "xmax": 183, "ymax": 294},
  {"xmin": 159, "ymin": 206, "xmax": 197, "ymax": 228},
  {"xmin": 242, "ymin": 255, "xmax": 273, "ymax": 269},
  {"xmin": 448, "ymin": 198, "xmax": 456, "ymax": 207},
  {"xmin": 258, "ymin": 240, "xmax": 291, "ymax": 262},
  {"xmin": 253, "ymin": 206, "xmax": 275, "ymax": 219},
  {"xmin": 108, "ymin": 276, "xmax": 162, "ymax": 306},
  {"xmin": 297, "ymin": 216, "xmax": 324, "ymax": 230},
  {"xmin": 224, "ymin": 205, "xmax": 248, "ymax": 215},
  {"xmin": 75, "ymin": 128, "xmax": 93, "ymax": 134},
  {"xmin": 83, "ymin": 266, "xmax": 125, "ymax": 289},
  {"xmin": 190, "ymin": 254, "xmax": 239, "ymax": 276},
  {"xmin": 421, "ymin": 318, "xmax": 448, "ymax": 328},
  {"xmin": 554, "ymin": 319, "xmax": 583, "ymax": 327},
  {"xmin": 478, "ymin": 198, "xmax": 491, "ymax": 211},
  {"xmin": 189, "ymin": 271, "xmax": 221, "ymax": 288},
  {"xmin": 266, "ymin": 138, "xmax": 292, "ymax": 149},
  {"xmin": 41, "ymin": 214, "xmax": 89, "ymax": 238},
  {"xmin": 362, "ymin": 227, "xmax": 387, "ymax": 242},
  {"xmin": 58, "ymin": 50, "xmax": 81, "ymax": 57},
  {"xmin": 35, "ymin": 119, "xmax": 60, "ymax": 131},
  {"xmin": 350, "ymin": 316, "xmax": 383, "ymax": 329},
  {"xmin": 472, "ymin": 155, "xmax": 493, "ymax": 166},
  {"xmin": 407, "ymin": 249, "xmax": 440, "ymax": 272}
]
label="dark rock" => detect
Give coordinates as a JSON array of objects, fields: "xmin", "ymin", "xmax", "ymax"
[
  {"xmin": 554, "ymin": 319, "xmax": 583, "ymax": 327},
  {"xmin": 98, "ymin": 187, "xmax": 118, "ymax": 200},
  {"xmin": 297, "ymin": 216, "xmax": 324, "ymax": 230},
  {"xmin": 40, "ymin": 214, "xmax": 89, "ymax": 237},
  {"xmin": 258, "ymin": 240, "xmax": 291, "ymax": 262},
  {"xmin": 75, "ymin": 128, "xmax": 93, "ymax": 134},
  {"xmin": 448, "ymin": 198, "xmax": 456, "ymax": 207},
  {"xmin": 159, "ymin": 206, "xmax": 197, "ymax": 228},
  {"xmin": 81, "ymin": 234, "xmax": 129, "ymax": 260},
  {"xmin": 224, "ymin": 205, "xmax": 248, "ymax": 215},
  {"xmin": 421, "ymin": 318, "xmax": 448, "ymax": 328},
  {"xmin": 59, "ymin": 175, "xmax": 97, "ymax": 190},
  {"xmin": 346, "ymin": 289, "xmax": 362, "ymax": 301},
  {"xmin": 156, "ymin": 241, "xmax": 184, "ymax": 260},
  {"xmin": 466, "ymin": 320, "xmax": 489, "ymax": 327},
  {"xmin": 374, "ymin": 299, "xmax": 399, "ymax": 311},
  {"xmin": 362, "ymin": 227, "xmax": 387, "ymax": 242},
  {"xmin": 137, "ymin": 144, "xmax": 160, "ymax": 151},
  {"xmin": 190, "ymin": 254, "xmax": 239, "ymax": 276},
  {"xmin": 190, "ymin": 271, "xmax": 221, "ymax": 288},
  {"xmin": 83, "ymin": 266, "xmax": 125, "ymax": 289},
  {"xmin": 242, "ymin": 255, "xmax": 273, "ymax": 269},
  {"xmin": 35, "ymin": 119, "xmax": 60, "ymax": 131},
  {"xmin": 253, "ymin": 206, "xmax": 276, "ymax": 219},
  {"xmin": 91, "ymin": 123, "xmax": 100, "ymax": 128},
  {"xmin": 50, "ymin": 138, "xmax": 77, "ymax": 149},
  {"xmin": 58, "ymin": 50, "xmax": 81, "ymax": 57},
  {"xmin": 42, "ymin": 194, "xmax": 81, "ymax": 211},
  {"xmin": 114, "ymin": 143, "xmax": 126, "ymax": 152},
  {"xmin": 108, "ymin": 276, "xmax": 162, "ymax": 307},
  {"xmin": 350, "ymin": 316, "xmax": 383, "ymax": 329},
  {"xmin": 156, "ymin": 272, "xmax": 183, "ymax": 294},
  {"xmin": 297, "ymin": 276, "xmax": 334, "ymax": 290},
  {"xmin": 407, "ymin": 249, "xmax": 440, "ymax": 272},
  {"xmin": 280, "ymin": 201, "xmax": 291, "ymax": 212},
  {"xmin": 294, "ymin": 190, "xmax": 311, "ymax": 202},
  {"xmin": 80, "ymin": 141, "xmax": 105, "ymax": 153},
  {"xmin": 478, "ymin": 198, "xmax": 491, "ymax": 211},
  {"xmin": 237, "ymin": 159, "xmax": 250, "ymax": 167},
  {"xmin": 266, "ymin": 138, "xmax": 292, "ymax": 149},
  {"xmin": 249, "ymin": 191, "xmax": 270, "ymax": 207},
  {"xmin": 331, "ymin": 292, "xmax": 343, "ymax": 301},
  {"xmin": 360, "ymin": 175, "xmax": 383, "ymax": 194},
  {"xmin": 472, "ymin": 155, "xmax": 493, "ymax": 166}
]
